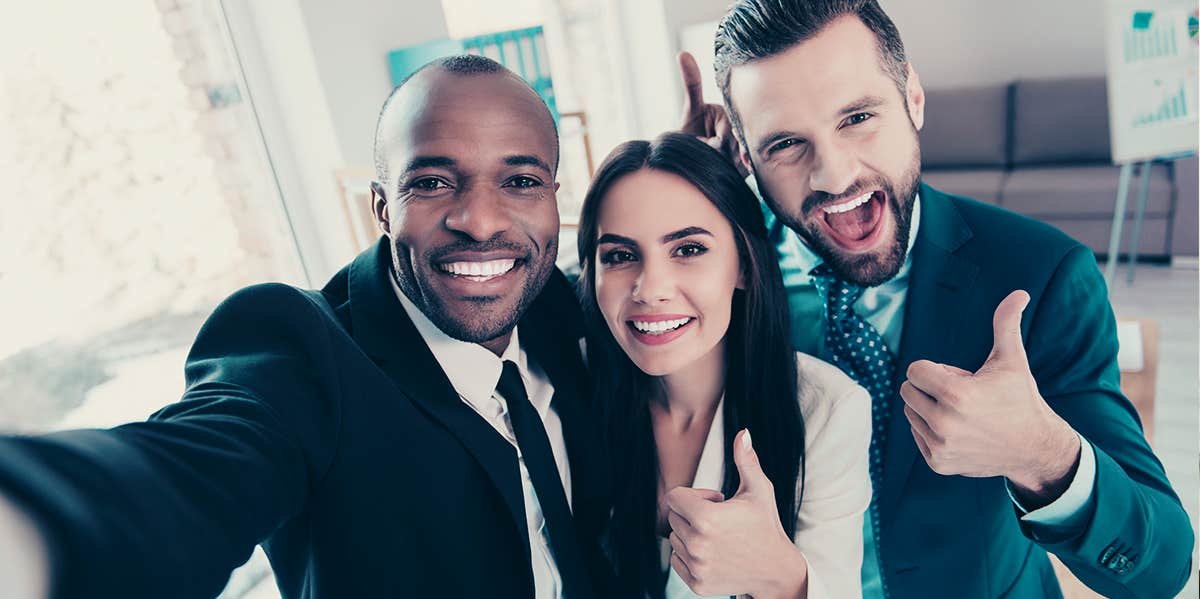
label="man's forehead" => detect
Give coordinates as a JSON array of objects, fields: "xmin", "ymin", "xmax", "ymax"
[
  {"xmin": 730, "ymin": 16, "xmax": 896, "ymax": 131},
  {"xmin": 380, "ymin": 71, "xmax": 557, "ymax": 170}
]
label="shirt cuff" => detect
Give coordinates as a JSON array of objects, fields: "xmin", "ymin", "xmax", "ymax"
[
  {"xmin": 1007, "ymin": 431, "xmax": 1096, "ymax": 528},
  {"xmin": 0, "ymin": 492, "xmax": 49, "ymax": 599}
]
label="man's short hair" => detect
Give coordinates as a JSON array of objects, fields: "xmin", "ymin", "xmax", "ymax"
[
  {"xmin": 373, "ymin": 54, "xmax": 557, "ymax": 185},
  {"xmin": 714, "ymin": 0, "xmax": 908, "ymax": 141}
]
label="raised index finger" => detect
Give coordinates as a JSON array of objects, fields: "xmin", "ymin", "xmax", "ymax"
[{"xmin": 677, "ymin": 51, "xmax": 705, "ymax": 115}]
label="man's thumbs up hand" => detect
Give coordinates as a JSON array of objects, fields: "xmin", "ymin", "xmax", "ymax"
[
  {"xmin": 665, "ymin": 430, "xmax": 808, "ymax": 598},
  {"xmin": 981, "ymin": 289, "xmax": 1031, "ymax": 372},
  {"xmin": 900, "ymin": 291, "xmax": 1081, "ymax": 507}
]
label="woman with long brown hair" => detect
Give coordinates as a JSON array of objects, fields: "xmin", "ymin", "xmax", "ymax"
[{"xmin": 576, "ymin": 132, "xmax": 871, "ymax": 598}]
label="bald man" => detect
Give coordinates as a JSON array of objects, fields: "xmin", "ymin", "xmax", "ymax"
[{"xmin": 0, "ymin": 55, "xmax": 616, "ymax": 599}]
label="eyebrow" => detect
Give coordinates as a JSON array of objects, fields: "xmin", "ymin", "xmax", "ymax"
[
  {"xmin": 662, "ymin": 226, "xmax": 713, "ymax": 243},
  {"xmin": 402, "ymin": 156, "xmax": 456, "ymax": 173},
  {"xmin": 839, "ymin": 94, "xmax": 887, "ymax": 116},
  {"xmin": 597, "ymin": 227, "xmax": 714, "ymax": 247},
  {"xmin": 504, "ymin": 154, "xmax": 553, "ymax": 174}
]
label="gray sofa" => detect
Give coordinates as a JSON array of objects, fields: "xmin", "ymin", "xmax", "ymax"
[{"xmin": 920, "ymin": 76, "xmax": 1198, "ymax": 260}]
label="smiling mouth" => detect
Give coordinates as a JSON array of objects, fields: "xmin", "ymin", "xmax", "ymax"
[
  {"xmin": 628, "ymin": 317, "xmax": 693, "ymax": 335},
  {"xmin": 624, "ymin": 316, "xmax": 696, "ymax": 346},
  {"xmin": 436, "ymin": 258, "xmax": 521, "ymax": 283},
  {"xmin": 819, "ymin": 190, "xmax": 886, "ymax": 249}
]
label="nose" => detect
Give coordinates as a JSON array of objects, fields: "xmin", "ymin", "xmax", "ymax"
[
  {"xmin": 808, "ymin": 140, "xmax": 860, "ymax": 197},
  {"xmin": 631, "ymin": 258, "xmax": 675, "ymax": 305},
  {"xmin": 444, "ymin": 184, "xmax": 512, "ymax": 241}
]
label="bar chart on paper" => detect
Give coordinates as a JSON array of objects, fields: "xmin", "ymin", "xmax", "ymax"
[
  {"xmin": 1106, "ymin": 2, "xmax": 1199, "ymax": 163},
  {"xmin": 1130, "ymin": 77, "xmax": 1196, "ymax": 127},
  {"xmin": 1122, "ymin": 10, "xmax": 1186, "ymax": 62}
]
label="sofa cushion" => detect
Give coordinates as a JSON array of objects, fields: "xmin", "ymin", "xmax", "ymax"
[
  {"xmin": 1011, "ymin": 77, "xmax": 1111, "ymax": 165},
  {"xmin": 1001, "ymin": 164, "xmax": 1172, "ymax": 217},
  {"xmin": 1035, "ymin": 217, "xmax": 1170, "ymax": 257},
  {"xmin": 920, "ymin": 84, "xmax": 1010, "ymax": 168},
  {"xmin": 922, "ymin": 169, "xmax": 1006, "ymax": 205}
]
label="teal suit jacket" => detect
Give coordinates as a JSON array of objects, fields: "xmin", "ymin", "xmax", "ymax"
[{"xmin": 789, "ymin": 185, "xmax": 1192, "ymax": 598}]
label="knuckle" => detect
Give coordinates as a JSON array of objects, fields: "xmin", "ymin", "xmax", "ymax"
[{"xmin": 907, "ymin": 360, "xmax": 929, "ymax": 379}]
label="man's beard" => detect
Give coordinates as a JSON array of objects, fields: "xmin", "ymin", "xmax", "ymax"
[
  {"xmin": 762, "ymin": 154, "xmax": 921, "ymax": 288},
  {"xmin": 391, "ymin": 236, "xmax": 558, "ymax": 344}
]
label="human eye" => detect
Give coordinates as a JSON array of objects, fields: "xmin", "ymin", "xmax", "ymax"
[
  {"xmin": 599, "ymin": 248, "xmax": 638, "ymax": 266},
  {"xmin": 769, "ymin": 138, "xmax": 802, "ymax": 154},
  {"xmin": 404, "ymin": 176, "xmax": 452, "ymax": 195},
  {"xmin": 843, "ymin": 112, "xmax": 873, "ymax": 127},
  {"xmin": 503, "ymin": 175, "xmax": 544, "ymax": 189},
  {"xmin": 672, "ymin": 242, "xmax": 708, "ymax": 259}
]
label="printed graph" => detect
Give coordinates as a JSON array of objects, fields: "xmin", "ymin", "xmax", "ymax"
[
  {"xmin": 1130, "ymin": 77, "xmax": 1197, "ymax": 127},
  {"xmin": 1122, "ymin": 10, "xmax": 1186, "ymax": 63}
]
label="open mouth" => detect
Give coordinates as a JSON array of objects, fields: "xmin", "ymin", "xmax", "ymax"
[
  {"xmin": 435, "ymin": 258, "xmax": 523, "ymax": 283},
  {"xmin": 626, "ymin": 315, "xmax": 695, "ymax": 346},
  {"xmin": 819, "ymin": 190, "xmax": 887, "ymax": 251}
]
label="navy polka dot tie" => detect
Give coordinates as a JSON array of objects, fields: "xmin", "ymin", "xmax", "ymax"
[{"xmin": 811, "ymin": 265, "xmax": 895, "ymax": 594}]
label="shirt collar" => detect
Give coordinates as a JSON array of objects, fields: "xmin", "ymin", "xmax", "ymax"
[
  {"xmin": 775, "ymin": 194, "xmax": 921, "ymax": 286},
  {"xmin": 391, "ymin": 276, "xmax": 527, "ymax": 413},
  {"xmin": 691, "ymin": 396, "xmax": 727, "ymax": 491}
]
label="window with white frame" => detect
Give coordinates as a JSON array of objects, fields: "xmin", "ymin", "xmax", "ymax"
[{"xmin": 0, "ymin": 1, "xmax": 302, "ymax": 596}]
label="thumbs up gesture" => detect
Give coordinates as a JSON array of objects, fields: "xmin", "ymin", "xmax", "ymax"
[
  {"xmin": 901, "ymin": 290, "xmax": 1081, "ymax": 507},
  {"xmin": 677, "ymin": 51, "xmax": 746, "ymax": 175},
  {"xmin": 665, "ymin": 429, "xmax": 808, "ymax": 598}
]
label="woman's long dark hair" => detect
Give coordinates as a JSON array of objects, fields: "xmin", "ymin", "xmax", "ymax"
[{"xmin": 576, "ymin": 132, "xmax": 804, "ymax": 598}]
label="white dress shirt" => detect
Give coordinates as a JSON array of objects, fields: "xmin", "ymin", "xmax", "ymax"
[
  {"xmin": 395, "ymin": 286, "xmax": 569, "ymax": 599},
  {"xmin": 661, "ymin": 352, "xmax": 873, "ymax": 599}
]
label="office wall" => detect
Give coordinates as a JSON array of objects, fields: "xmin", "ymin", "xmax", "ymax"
[
  {"xmin": 660, "ymin": 0, "xmax": 1107, "ymax": 88},
  {"xmin": 296, "ymin": 0, "xmax": 449, "ymax": 166}
]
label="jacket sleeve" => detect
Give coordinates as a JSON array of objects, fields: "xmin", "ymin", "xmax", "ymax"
[
  {"xmin": 0, "ymin": 283, "xmax": 344, "ymax": 599},
  {"xmin": 1022, "ymin": 245, "xmax": 1193, "ymax": 598}
]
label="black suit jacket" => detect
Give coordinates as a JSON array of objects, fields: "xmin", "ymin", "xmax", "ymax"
[{"xmin": 0, "ymin": 238, "xmax": 615, "ymax": 598}]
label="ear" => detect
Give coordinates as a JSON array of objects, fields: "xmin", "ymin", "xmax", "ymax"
[
  {"xmin": 371, "ymin": 180, "xmax": 391, "ymax": 234},
  {"xmin": 554, "ymin": 181, "xmax": 561, "ymax": 193},
  {"xmin": 739, "ymin": 147, "xmax": 754, "ymax": 175},
  {"xmin": 736, "ymin": 257, "xmax": 748, "ymax": 290},
  {"xmin": 904, "ymin": 63, "xmax": 926, "ymax": 131}
]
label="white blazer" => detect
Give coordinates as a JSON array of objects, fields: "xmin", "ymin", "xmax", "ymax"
[{"xmin": 661, "ymin": 352, "xmax": 873, "ymax": 599}]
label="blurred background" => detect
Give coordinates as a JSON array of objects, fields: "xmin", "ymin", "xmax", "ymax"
[{"xmin": 0, "ymin": 0, "xmax": 1195, "ymax": 597}]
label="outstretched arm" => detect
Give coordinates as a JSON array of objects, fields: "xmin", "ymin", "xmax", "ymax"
[{"xmin": 0, "ymin": 283, "xmax": 343, "ymax": 599}]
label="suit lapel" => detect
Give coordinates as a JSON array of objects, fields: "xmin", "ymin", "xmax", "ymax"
[
  {"xmin": 345, "ymin": 240, "xmax": 531, "ymax": 552},
  {"xmin": 879, "ymin": 187, "xmax": 979, "ymax": 523}
]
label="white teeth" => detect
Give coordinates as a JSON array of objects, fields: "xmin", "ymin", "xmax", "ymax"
[
  {"xmin": 630, "ymin": 317, "xmax": 692, "ymax": 334},
  {"xmin": 822, "ymin": 192, "xmax": 874, "ymax": 214},
  {"xmin": 439, "ymin": 259, "xmax": 516, "ymax": 280}
]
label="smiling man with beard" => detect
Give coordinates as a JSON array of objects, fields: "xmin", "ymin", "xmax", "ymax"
[
  {"xmin": 0, "ymin": 55, "xmax": 615, "ymax": 599},
  {"xmin": 675, "ymin": 1, "xmax": 1193, "ymax": 598}
]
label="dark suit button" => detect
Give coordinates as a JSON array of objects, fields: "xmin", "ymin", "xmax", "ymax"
[
  {"xmin": 1098, "ymin": 544, "xmax": 1135, "ymax": 575},
  {"xmin": 1112, "ymin": 554, "xmax": 1133, "ymax": 574}
]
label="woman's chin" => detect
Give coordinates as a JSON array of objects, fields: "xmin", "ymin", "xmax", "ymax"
[{"xmin": 627, "ymin": 353, "xmax": 676, "ymax": 378}]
